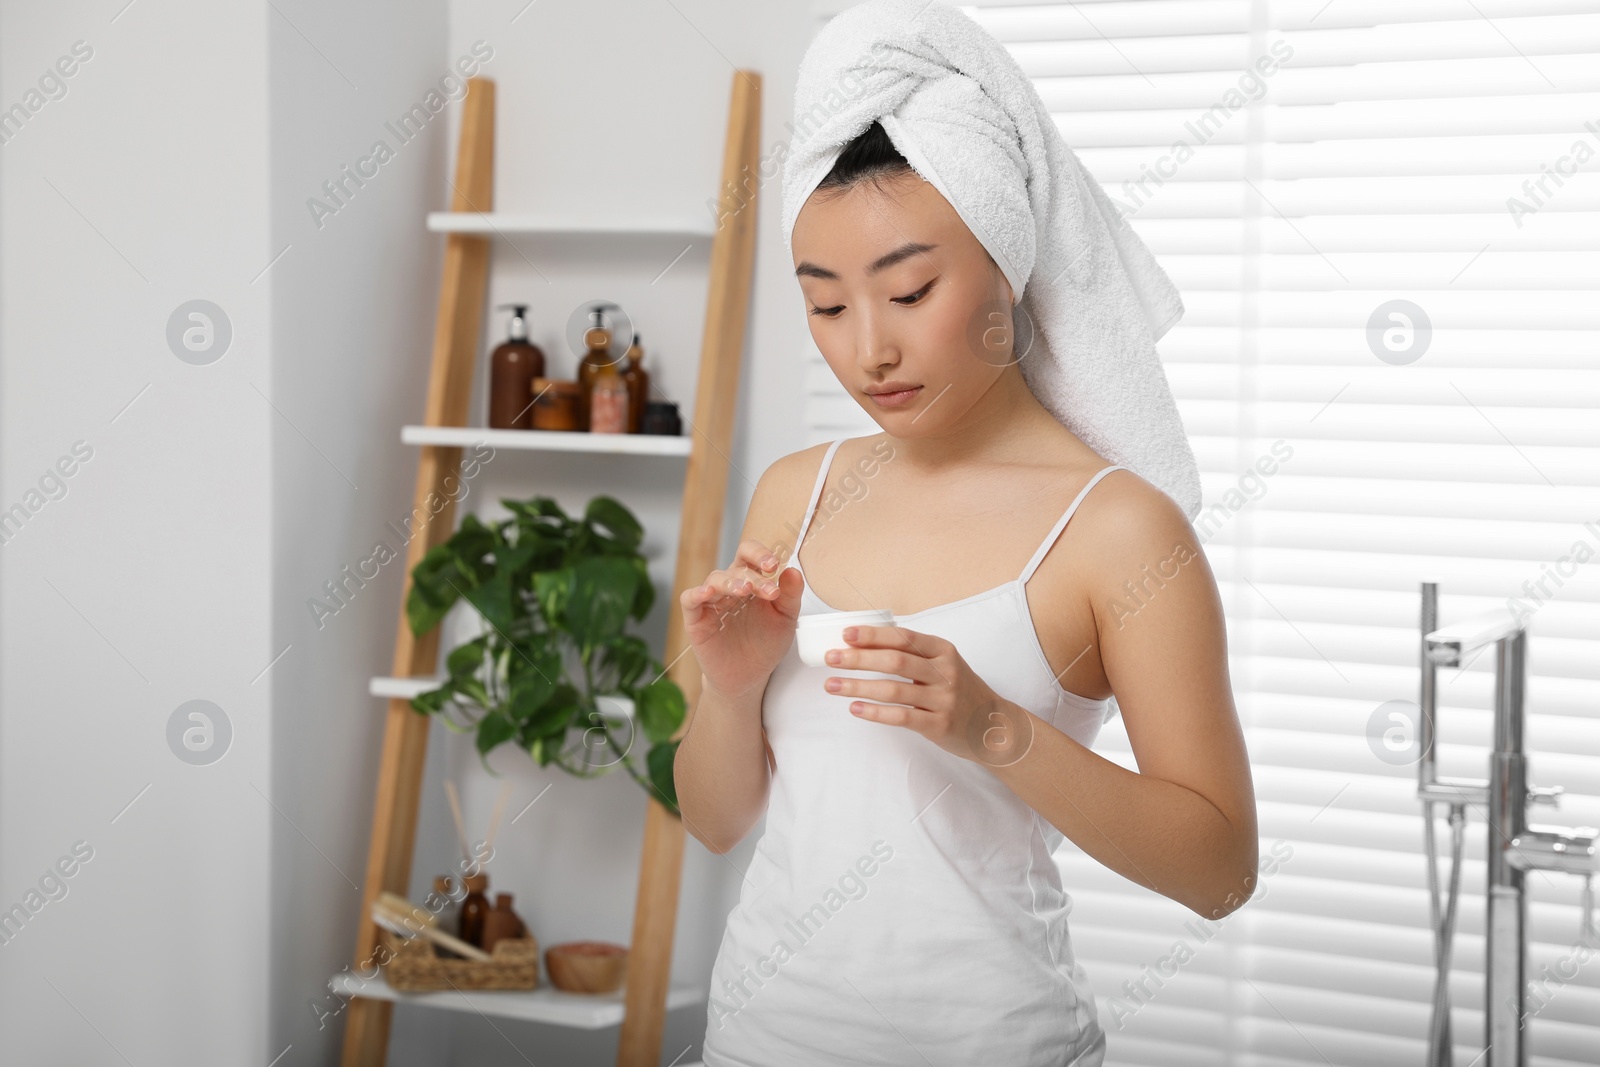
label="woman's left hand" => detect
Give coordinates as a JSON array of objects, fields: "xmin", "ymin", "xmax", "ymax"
[{"xmin": 824, "ymin": 623, "xmax": 1035, "ymax": 766}]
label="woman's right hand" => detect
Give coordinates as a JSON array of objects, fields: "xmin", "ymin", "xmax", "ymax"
[{"xmin": 681, "ymin": 539, "xmax": 803, "ymax": 701}]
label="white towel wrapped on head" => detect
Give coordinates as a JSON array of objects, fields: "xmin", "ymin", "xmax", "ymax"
[{"xmin": 781, "ymin": 0, "xmax": 1202, "ymax": 521}]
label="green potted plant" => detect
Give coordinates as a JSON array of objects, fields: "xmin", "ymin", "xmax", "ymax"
[{"xmin": 404, "ymin": 494, "xmax": 686, "ymax": 814}]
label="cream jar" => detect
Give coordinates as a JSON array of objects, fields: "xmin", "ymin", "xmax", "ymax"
[{"xmin": 796, "ymin": 608, "xmax": 893, "ymax": 667}]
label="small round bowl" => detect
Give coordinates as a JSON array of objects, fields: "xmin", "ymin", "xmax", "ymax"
[
  {"xmin": 545, "ymin": 941, "xmax": 629, "ymax": 994},
  {"xmin": 796, "ymin": 608, "xmax": 893, "ymax": 667}
]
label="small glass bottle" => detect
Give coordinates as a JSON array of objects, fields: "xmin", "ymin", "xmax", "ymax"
[
  {"xmin": 590, "ymin": 360, "xmax": 629, "ymax": 434},
  {"xmin": 621, "ymin": 332, "xmax": 650, "ymax": 433},
  {"xmin": 482, "ymin": 892, "xmax": 528, "ymax": 953},
  {"xmin": 459, "ymin": 873, "xmax": 490, "ymax": 947},
  {"xmin": 576, "ymin": 303, "xmax": 619, "ymax": 432}
]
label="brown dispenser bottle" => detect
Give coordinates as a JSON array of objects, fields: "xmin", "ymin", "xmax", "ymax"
[
  {"xmin": 621, "ymin": 332, "xmax": 650, "ymax": 433},
  {"xmin": 576, "ymin": 303, "xmax": 620, "ymax": 432},
  {"xmin": 459, "ymin": 873, "xmax": 490, "ymax": 947},
  {"xmin": 488, "ymin": 304, "xmax": 545, "ymax": 430},
  {"xmin": 481, "ymin": 892, "xmax": 528, "ymax": 953}
]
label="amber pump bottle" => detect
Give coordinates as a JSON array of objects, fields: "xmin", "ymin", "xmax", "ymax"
[
  {"xmin": 488, "ymin": 304, "xmax": 545, "ymax": 430},
  {"xmin": 459, "ymin": 873, "xmax": 490, "ymax": 947},
  {"xmin": 621, "ymin": 332, "xmax": 650, "ymax": 433},
  {"xmin": 576, "ymin": 303, "xmax": 619, "ymax": 432}
]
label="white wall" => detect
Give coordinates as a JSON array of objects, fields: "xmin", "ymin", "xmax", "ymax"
[
  {"xmin": 264, "ymin": 0, "xmax": 454, "ymax": 1062},
  {"xmin": 0, "ymin": 1, "xmax": 818, "ymax": 1064},
  {"xmin": 0, "ymin": 2, "xmax": 273, "ymax": 1063}
]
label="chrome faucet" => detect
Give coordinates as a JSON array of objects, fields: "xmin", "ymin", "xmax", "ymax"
[{"xmin": 1417, "ymin": 581, "xmax": 1598, "ymax": 1067}]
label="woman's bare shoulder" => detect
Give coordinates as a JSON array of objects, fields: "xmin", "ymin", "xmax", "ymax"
[
  {"xmin": 1070, "ymin": 465, "xmax": 1209, "ymax": 621},
  {"xmin": 1077, "ymin": 465, "xmax": 1197, "ymax": 548},
  {"xmin": 755, "ymin": 434, "xmax": 893, "ymax": 499},
  {"xmin": 737, "ymin": 439, "xmax": 846, "ymax": 564},
  {"xmin": 766, "ymin": 439, "xmax": 837, "ymax": 484},
  {"xmin": 755, "ymin": 440, "xmax": 836, "ymax": 510}
]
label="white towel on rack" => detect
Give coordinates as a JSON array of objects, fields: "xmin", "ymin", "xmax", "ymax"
[{"xmin": 780, "ymin": 0, "xmax": 1202, "ymax": 520}]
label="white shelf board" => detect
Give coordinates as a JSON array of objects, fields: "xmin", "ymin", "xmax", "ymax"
[
  {"xmin": 328, "ymin": 971, "xmax": 705, "ymax": 1029},
  {"xmin": 370, "ymin": 678, "xmax": 636, "ymax": 721},
  {"xmin": 427, "ymin": 212, "xmax": 715, "ymax": 240},
  {"xmin": 401, "ymin": 425, "xmax": 690, "ymax": 456},
  {"xmin": 369, "ymin": 676, "xmax": 442, "ymax": 701}
]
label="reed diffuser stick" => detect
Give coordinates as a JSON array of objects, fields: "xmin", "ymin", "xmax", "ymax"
[
  {"xmin": 444, "ymin": 779, "xmax": 471, "ymax": 862},
  {"xmin": 485, "ymin": 781, "xmax": 512, "ymax": 854}
]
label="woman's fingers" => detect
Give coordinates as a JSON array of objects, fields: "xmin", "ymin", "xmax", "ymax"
[
  {"xmin": 680, "ymin": 571, "xmax": 735, "ymax": 615},
  {"xmin": 732, "ymin": 540, "xmax": 790, "ymax": 595},
  {"xmin": 680, "ymin": 542, "xmax": 791, "ymax": 618},
  {"xmin": 725, "ymin": 547, "xmax": 786, "ymax": 599},
  {"xmin": 825, "ymin": 643, "xmax": 938, "ymax": 685},
  {"xmin": 734, "ymin": 538, "xmax": 785, "ymax": 576},
  {"xmin": 687, "ymin": 568, "xmax": 765, "ymax": 608},
  {"xmin": 847, "ymin": 699, "xmax": 931, "ymax": 728},
  {"xmin": 826, "ymin": 673, "xmax": 922, "ymax": 708},
  {"xmin": 771, "ymin": 564, "xmax": 802, "ymax": 608},
  {"xmin": 703, "ymin": 570, "xmax": 752, "ymax": 599}
]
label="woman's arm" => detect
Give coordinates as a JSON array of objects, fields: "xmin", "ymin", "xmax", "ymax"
[
  {"xmin": 675, "ymin": 677, "xmax": 772, "ymax": 854},
  {"xmin": 990, "ymin": 483, "xmax": 1258, "ymax": 917},
  {"xmin": 675, "ymin": 450, "xmax": 816, "ymax": 854}
]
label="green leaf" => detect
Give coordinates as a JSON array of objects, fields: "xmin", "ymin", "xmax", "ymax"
[
  {"xmin": 458, "ymin": 677, "xmax": 491, "ymax": 709},
  {"xmin": 405, "ymin": 513, "xmax": 499, "ymax": 635},
  {"xmin": 446, "ymin": 636, "xmax": 489, "ymax": 680},
  {"xmin": 510, "ymin": 507, "xmax": 564, "ymax": 548},
  {"xmin": 464, "ymin": 573, "xmax": 515, "ymax": 634},
  {"xmin": 585, "ymin": 496, "xmax": 643, "ymax": 551},
  {"xmin": 527, "ymin": 734, "xmax": 559, "ymax": 767},
  {"xmin": 509, "ymin": 629, "xmax": 558, "ymax": 666},
  {"xmin": 629, "ymin": 556, "xmax": 655, "ymax": 619},
  {"xmin": 444, "ymin": 514, "xmax": 501, "ymax": 586},
  {"xmin": 507, "ymin": 657, "xmax": 560, "ymax": 725},
  {"xmin": 532, "ymin": 568, "xmax": 574, "ymax": 627},
  {"xmin": 647, "ymin": 740, "xmax": 681, "ymax": 814},
  {"xmin": 566, "ymin": 556, "xmax": 637, "ymax": 650},
  {"xmin": 495, "ymin": 535, "xmax": 539, "ymax": 582},
  {"xmin": 505, "ymin": 497, "xmax": 568, "ymax": 524},
  {"xmin": 406, "ymin": 549, "xmax": 462, "ymax": 635},
  {"xmin": 476, "ymin": 712, "xmax": 517, "ymax": 757},
  {"xmin": 635, "ymin": 676, "xmax": 687, "ymax": 743},
  {"xmin": 409, "ymin": 679, "xmax": 458, "ymax": 715},
  {"xmin": 596, "ymin": 635, "xmax": 650, "ymax": 690},
  {"xmin": 526, "ymin": 683, "xmax": 581, "ymax": 738}
]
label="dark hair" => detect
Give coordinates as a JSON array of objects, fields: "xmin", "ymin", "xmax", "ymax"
[
  {"xmin": 809, "ymin": 120, "xmax": 1002, "ymax": 281},
  {"xmin": 812, "ymin": 121, "xmax": 916, "ymax": 201}
]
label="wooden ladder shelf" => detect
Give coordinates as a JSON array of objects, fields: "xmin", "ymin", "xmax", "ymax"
[{"xmin": 338, "ymin": 70, "xmax": 762, "ymax": 1067}]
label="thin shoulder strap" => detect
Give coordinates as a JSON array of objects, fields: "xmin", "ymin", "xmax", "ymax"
[
  {"xmin": 1018, "ymin": 465, "xmax": 1126, "ymax": 584},
  {"xmin": 795, "ymin": 438, "xmax": 848, "ymax": 557}
]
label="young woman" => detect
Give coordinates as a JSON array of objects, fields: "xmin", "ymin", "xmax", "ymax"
[{"xmin": 675, "ymin": 121, "xmax": 1257, "ymax": 1066}]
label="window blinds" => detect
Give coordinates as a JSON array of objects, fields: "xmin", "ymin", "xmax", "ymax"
[{"xmin": 800, "ymin": 2, "xmax": 1600, "ymax": 1063}]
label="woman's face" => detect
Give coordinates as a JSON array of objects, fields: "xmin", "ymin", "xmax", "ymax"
[{"xmin": 791, "ymin": 173, "xmax": 1015, "ymax": 432}]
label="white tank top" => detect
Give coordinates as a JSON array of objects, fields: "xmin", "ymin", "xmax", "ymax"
[{"xmin": 701, "ymin": 437, "xmax": 1122, "ymax": 1067}]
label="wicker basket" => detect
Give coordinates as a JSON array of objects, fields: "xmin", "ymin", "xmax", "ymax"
[{"xmin": 381, "ymin": 930, "xmax": 541, "ymax": 992}]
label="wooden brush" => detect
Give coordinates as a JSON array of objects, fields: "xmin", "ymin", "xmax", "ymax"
[{"xmin": 372, "ymin": 890, "xmax": 491, "ymax": 962}]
